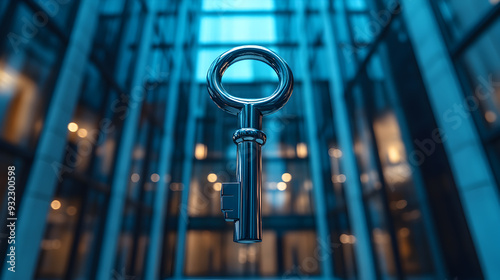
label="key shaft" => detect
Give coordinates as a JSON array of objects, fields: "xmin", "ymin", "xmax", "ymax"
[{"xmin": 233, "ymin": 105, "xmax": 265, "ymax": 242}]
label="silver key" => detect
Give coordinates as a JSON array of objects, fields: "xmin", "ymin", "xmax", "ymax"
[{"xmin": 207, "ymin": 45, "xmax": 294, "ymax": 243}]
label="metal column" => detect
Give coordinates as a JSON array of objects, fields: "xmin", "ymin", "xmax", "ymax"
[
  {"xmin": 96, "ymin": 0, "xmax": 158, "ymax": 278},
  {"xmin": 173, "ymin": 3, "xmax": 203, "ymax": 276},
  {"xmin": 144, "ymin": 1, "xmax": 192, "ymax": 279},
  {"xmin": 400, "ymin": 0, "xmax": 500, "ymax": 278},
  {"xmin": 1, "ymin": 1, "xmax": 100, "ymax": 279},
  {"xmin": 294, "ymin": 0, "xmax": 333, "ymax": 278},
  {"xmin": 317, "ymin": 1, "xmax": 377, "ymax": 279}
]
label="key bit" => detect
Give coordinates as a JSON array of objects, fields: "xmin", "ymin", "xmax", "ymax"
[{"xmin": 221, "ymin": 182, "xmax": 240, "ymax": 222}]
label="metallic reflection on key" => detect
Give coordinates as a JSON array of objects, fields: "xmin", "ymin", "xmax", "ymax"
[{"xmin": 207, "ymin": 46, "xmax": 293, "ymax": 243}]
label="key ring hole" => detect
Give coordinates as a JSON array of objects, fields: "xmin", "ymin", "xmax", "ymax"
[
  {"xmin": 207, "ymin": 45, "xmax": 293, "ymax": 116},
  {"xmin": 221, "ymin": 60, "xmax": 279, "ymax": 99}
]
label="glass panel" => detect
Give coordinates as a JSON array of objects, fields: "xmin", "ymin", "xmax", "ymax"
[
  {"xmin": 368, "ymin": 194, "xmax": 397, "ymax": 276},
  {"xmin": 199, "ymin": 16, "xmax": 277, "ymax": 43},
  {"xmin": 346, "ymin": 14, "xmax": 484, "ymax": 278},
  {"xmin": 346, "ymin": 0, "xmax": 367, "ymax": 11},
  {"xmin": 68, "ymin": 189, "xmax": 107, "ymax": 279},
  {"xmin": 183, "ymin": 230, "xmax": 319, "ymax": 277},
  {"xmin": 373, "ymin": 113, "xmax": 434, "ymax": 276},
  {"xmin": 33, "ymin": 0, "xmax": 79, "ymax": 34},
  {"xmin": 458, "ymin": 19, "xmax": 500, "ymax": 131},
  {"xmin": 202, "ymin": 0, "xmax": 275, "ymax": 11},
  {"xmin": 36, "ymin": 180, "xmax": 106, "ymax": 279},
  {"xmin": 282, "ymin": 231, "xmax": 320, "ymax": 275},
  {"xmin": 436, "ymin": 0, "xmax": 499, "ymax": 41},
  {"xmin": 350, "ymin": 14, "xmax": 375, "ymax": 46},
  {"xmin": 0, "ymin": 3, "xmax": 62, "ymax": 149}
]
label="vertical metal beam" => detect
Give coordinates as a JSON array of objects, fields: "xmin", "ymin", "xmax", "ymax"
[
  {"xmin": 376, "ymin": 44, "xmax": 448, "ymax": 278},
  {"xmin": 400, "ymin": 1, "xmax": 500, "ymax": 279},
  {"xmin": 173, "ymin": 2, "xmax": 203, "ymax": 276},
  {"xmin": 293, "ymin": 0, "xmax": 333, "ymax": 278},
  {"xmin": 172, "ymin": 83, "xmax": 201, "ymax": 278},
  {"xmin": 143, "ymin": 1, "xmax": 192, "ymax": 279},
  {"xmin": 318, "ymin": 1, "xmax": 377, "ymax": 279},
  {"xmin": 128, "ymin": 120, "xmax": 155, "ymax": 276},
  {"xmin": 0, "ymin": 1, "xmax": 100, "ymax": 279},
  {"xmin": 96, "ymin": 0, "xmax": 158, "ymax": 279}
]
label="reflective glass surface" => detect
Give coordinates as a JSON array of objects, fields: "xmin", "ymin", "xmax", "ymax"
[{"xmin": 436, "ymin": 0, "xmax": 499, "ymax": 42}]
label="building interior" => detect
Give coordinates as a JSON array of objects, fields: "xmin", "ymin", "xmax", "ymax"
[{"xmin": 0, "ymin": 0, "xmax": 500, "ymax": 279}]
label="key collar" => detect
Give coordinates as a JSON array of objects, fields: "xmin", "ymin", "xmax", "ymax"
[{"xmin": 233, "ymin": 128, "xmax": 267, "ymax": 145}]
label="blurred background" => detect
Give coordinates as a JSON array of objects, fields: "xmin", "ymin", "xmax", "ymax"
[{"xmin": 0, "ymin": 0, "xmax": 500, "ymax": 279}]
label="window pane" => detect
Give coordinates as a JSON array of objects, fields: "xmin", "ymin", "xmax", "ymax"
[
  {"xmin": 34, "ymin": 0, "xmax": 79, "ymax": 34},
  {"xmin": 0, "ymin": 4, "xmax": 62, "ymax": 149},
  {"xmin": 436, "ymin": 0, "xmax": 499, "ymax": 41},
  {"xmin": 199, "ymin": 16, "xmax": 277, "ymax": 43},
  {"xmin": 202, "ymin": 0, "xmax": 275, "ymax": 11},
  {"xmin": 458, "ymin": 19, "xmax": 500, "ymax": 130}
]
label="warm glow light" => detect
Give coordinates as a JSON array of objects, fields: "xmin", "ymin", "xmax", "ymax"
[
  {"xmin": 207, "ymin": 173, "xmax": 217, "ymax": 183},
  {"xmin": 51, "ymin": 200, "xmax": 61, "ymax": 210},
  {"xmin": 360, "ymin": 173, "xmax": 369, "ymax": 183},
  {"xmin": 333, "ymin": 174, "xmax": 346, "ymax": 183},
  {"xmin": 247, "ymin": 245, "xmax": 257, "ymax": 263},
  {"xmin": 387, "ymin": 146, "xmax": 401, "ymax": 163},
  {"xmin": 151, "ymin": 173, "xmax": 160, "ymax": 182},
  {"xmin": 277, "ymin": 182, "xmax": 287, "ymax": 191},
  {"xmin": 0, "ymin": 69, "xmax": 15, "ymax": 90},
  {"xmin": 194, "ymin": 143, "xmax": 207, "ymax": 160},
  {"xmin": 296, "ymin": 143, "xmax": 308, "ymax": 158},
  {"xmin": 238, "ymin": 248, "xmax": 247, "ymax": 264},
  {"xmin": 340, "ymin": 234, "xmax": 356, "ymax": 244},
  {"xmin": 340, "ymin": 234, "xmax": 350, "ymax": 244},
  {"xmin": 350, "ymin": 235, "xmax": 356, "ymax": 243},
  {"xmin": 338, "ymin": 174, "xmax": 346, "ymax": 183},
  {"xmin": 77, "ymin": 128, "xmax": 88, "ymax": 138},
  {"xmin": 131, "ymin": 173, "xmax": 140, "ymax": 182},
  {"xmin": 133, "ymin": 147, "xmax": 146, "ymax": 159},
  {"xmin": 485, "ymin": 111, "xmax": 498, "ymax": 123},
  {"xmin": 66, "ymin": 206, "xmax": 77, "ymax": 216},
  {"xmin": 68, "ymin": 122, "xmax": 78, "ymax": 132},
  {"xmin": 281, "ymin": 173, "xmax": 292, "ymax": 182},
  {"xmin": 395, "ymin": 199, "xmax": 407, "ymax": 209},
  {"xmin": 304, "ymin": 180, "xmax": 313, "ymax": 191},
  {"xmin": 399, "ymin": 227, "xmax": 410, "ymax": 237},
  {"xmin": 213, "ymin": 182, "xmax": 222, "ymax": 191},
  {"xmin": 329, "ymin": 148, "xmax": 343, "ymax": 158}
]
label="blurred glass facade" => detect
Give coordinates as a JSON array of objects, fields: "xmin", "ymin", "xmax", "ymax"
[{"xmin": 0, "ymin": 0, "xmax": 499, "ymax": 279}]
